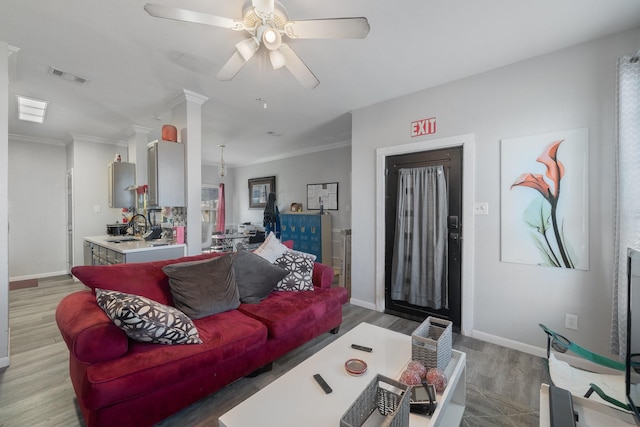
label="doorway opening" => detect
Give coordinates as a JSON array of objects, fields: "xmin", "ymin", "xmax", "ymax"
[
  {"xmin": 384, "ymin": 147, "xmax": 462, "ymax": 328},
  {"xmin": 374, "ymin": 134, "xmax": 475, "ymax": 334},
  {"xmin": 66, "ymin": 169, "xmax": 74, "ymax": 273}
]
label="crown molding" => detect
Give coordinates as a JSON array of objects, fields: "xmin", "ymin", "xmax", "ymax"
[
  {"xmin": 69, "ymin": 133, "xmax": 128, "ymax": 147},
  {"xmin": 167, "ymin": 89, "xmax": 209, "ymax": 110},
  {"xmin": 126, "ymin": 124, "xmax": 152, "ymax": 138},
  {"xmin": 9, "ymin": 133, "xmax": 66, "ymax": 147}
]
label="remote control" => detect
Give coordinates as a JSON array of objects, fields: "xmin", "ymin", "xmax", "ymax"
[
  {"xmin": 313, "ymin": 374, "xmax": 333, "ymax": 394},
  {"xmin": 351, "ymin": 344, "xmax": 373, "ymax": 352}
]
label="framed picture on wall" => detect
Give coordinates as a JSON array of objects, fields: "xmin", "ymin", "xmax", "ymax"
[
  {"xmin": 500, "ymin": 128, "xmax": 589, "ymax": 270},
  {"xmin": 307, "ymin": 182, "xmax": 338, "ymax": 210},
  {"xmin": 248, "ymin": 176, "xmax": 276, "ymax": 209}
]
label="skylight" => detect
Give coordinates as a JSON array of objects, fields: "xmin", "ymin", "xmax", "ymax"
[{"xmin": 17, "ymin": 95, "xmax": 48, "ymax": 124}]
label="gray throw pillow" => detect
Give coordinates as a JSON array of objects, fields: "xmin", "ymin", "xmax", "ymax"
[
  {"xmin": 233, "ymin": 250, "xmax": 288, "ymax": 303},
  {"xmin": 162, "ymin": 254, "xmax": 239, "ymax": 319}
]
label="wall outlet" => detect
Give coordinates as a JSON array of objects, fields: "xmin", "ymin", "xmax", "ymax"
[
  {"xmin": 94, "ymin": 204, "xmax": 101, "ymax": 213},
  {"xmin": 565, "ymin": 313, "xmax": 579, "ymax": 331}
]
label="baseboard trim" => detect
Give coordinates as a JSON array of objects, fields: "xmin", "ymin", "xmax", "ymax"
[
  {"xmin": 349, "ymin": 298, "xmax": 377, "ymax": 311},
  {"xmin": 9, "ymin": 270, "xmax": 68, "ymax": 282},
  {"xmin": 471, "ymin": 329, "xmax": 621, "ymax": 374},
  {"xmin": 0, "ymin": 356, "xmax": 9, "ymax": 369}
]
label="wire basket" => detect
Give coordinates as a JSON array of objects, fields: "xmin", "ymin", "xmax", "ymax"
[
  {"xmin": 340, "ymin": 374, "xmax": 410, "ymax": 427},
  {"xmin": 411, "ymin": 316, "xmax": 452, "ymax": 371}
]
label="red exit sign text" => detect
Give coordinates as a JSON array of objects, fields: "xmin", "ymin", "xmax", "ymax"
[{"xmin": 411, "ymin": 117, "xmax": 437, "ymax": 137}]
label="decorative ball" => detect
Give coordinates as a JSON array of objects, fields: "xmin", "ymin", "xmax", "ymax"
[
  {"xmin": 406, "ymin": 360, "xmax": 427, "ymax": 379},
  {"xmin": 399, "ymin": 369, "xmax": 422, "ymax": 386},
  {"xmin": 426, "ymin": 368, "xmax": 447, "ymax": 392}
]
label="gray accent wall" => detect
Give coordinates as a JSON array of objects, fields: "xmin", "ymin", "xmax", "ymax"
[{"xmin": 351, "ymin": 27, "xmax": 640, "ymax": 357}]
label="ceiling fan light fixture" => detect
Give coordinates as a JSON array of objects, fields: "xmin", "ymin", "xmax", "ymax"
[
  {"xmin": 269, "ymin": 49, "xmax": 286, "ymax": 69},
  {"xmin": 236, "ymin": 37, "xmax": 259, "ymax": 61},
  {"xmin": 261, "ymin": 27, "xmax": 282, "ymax": 50}
]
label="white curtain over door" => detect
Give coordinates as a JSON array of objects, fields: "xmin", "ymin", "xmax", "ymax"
[
  {"xmin": 391, "ymin": 166, "xmax": 448, "ymax": 309},
  {"xmin": 611, "ymin": 53, "xmax": 640, "ymax": 357}
]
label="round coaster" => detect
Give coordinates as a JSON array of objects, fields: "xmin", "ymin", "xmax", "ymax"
[{"xmin": 345, "ymin": 358, "xmax": 368, "ymax": 376}]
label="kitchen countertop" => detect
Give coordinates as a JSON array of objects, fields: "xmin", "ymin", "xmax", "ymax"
[{"xmin": 84, "ymin": 235, "xmax": 187, "ymax": 254}]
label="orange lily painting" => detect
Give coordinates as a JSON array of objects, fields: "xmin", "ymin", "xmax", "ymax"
[{"xmin": 501, "ymin": 128, "xmax": 589, "ymax": 270}]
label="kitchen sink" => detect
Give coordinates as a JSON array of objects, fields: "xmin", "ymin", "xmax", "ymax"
[{"xmin": 105, "ymin": 236, "xmax": 141, "ymax": 243}]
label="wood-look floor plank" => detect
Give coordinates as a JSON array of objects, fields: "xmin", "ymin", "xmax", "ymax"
[{"xmin": 0, "ymin": 277, "xmax": 543, "ymax": 427}]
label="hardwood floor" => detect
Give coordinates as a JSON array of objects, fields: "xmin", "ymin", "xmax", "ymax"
[{"xmin": 0, "ymin": 276, "xmax": 549, "ymax": 426}]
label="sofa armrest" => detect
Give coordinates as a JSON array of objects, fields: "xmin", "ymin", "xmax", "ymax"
[
  {"xmin": 55, "ymin": 289, "xmax": 129, "ymax": 364},
  {"xmin": 312, "ymin": 262, "xmax": 334, "ymax": 289}
]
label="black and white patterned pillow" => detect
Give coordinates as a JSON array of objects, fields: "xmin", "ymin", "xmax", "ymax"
[
  {"xmin": 95, "ymin": 288, "xmax": 202, "ymax": 345},
  {"xmin": 273, "ymin": 251, "xmax": 315, "ymax": 291}
]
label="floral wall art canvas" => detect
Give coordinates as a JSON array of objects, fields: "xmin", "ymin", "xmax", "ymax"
[{"xmin": 500, "ymin": 128, "xmax": 589, "ymax": 270}]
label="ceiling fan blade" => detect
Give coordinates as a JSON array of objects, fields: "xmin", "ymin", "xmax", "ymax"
[
  {"xmin": 144, "ymin": 3, "xmax": 244, "ymax": 31},
  {"xmin": 252, "ymin": 0, "xmax": 275, "ymax": 16},
  {"xmin": 279, "ymin": 44, "xmax": 319, "ymax": 89},
  {"xmin": 284, "ymin": 18, "xmax": 370, "ymax": 39},
  {"xmin": 217, "ymin": 51, "xmax": 249, "ymax": 81}
]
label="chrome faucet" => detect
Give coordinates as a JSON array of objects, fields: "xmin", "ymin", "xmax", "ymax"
[{"xmin": 128, "ymin": 214, "xmax": 149, "ymax": 236}]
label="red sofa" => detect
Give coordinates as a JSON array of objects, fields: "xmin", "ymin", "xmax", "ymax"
[{"xmin": 56, "ymin": 251, "xmax": 347, "ymax": 427}]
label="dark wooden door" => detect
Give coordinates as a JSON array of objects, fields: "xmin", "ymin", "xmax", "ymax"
[{"xmin": 384, "ymin": 146, "xmax": 463, "ymax": 329}]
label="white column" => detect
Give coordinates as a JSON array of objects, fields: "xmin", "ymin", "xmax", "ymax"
[
  {"xmin": 127, "ymin": 125, "xmax": 151, "ymax": 186},
  {"xmin": 1, "ymin": 42, "xmax": 12, "ymax": 368},
  {"xmin": 168, "ymin": 89, "xmax": 208, "ymax": 255}
]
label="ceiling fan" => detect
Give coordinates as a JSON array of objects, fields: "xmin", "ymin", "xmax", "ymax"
[{"xmin": 144, "ymin": 0, "xmax": 370, "ymax": 89}]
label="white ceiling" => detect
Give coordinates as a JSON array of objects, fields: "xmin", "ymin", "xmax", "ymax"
[{"xmin": 3, "ymin": 0, "xmax": 640, "ymax": 166}]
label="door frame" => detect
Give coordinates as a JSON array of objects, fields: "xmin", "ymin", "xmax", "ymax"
[
  {"xmin": 66, "ymin": 168, "xmax": 74, "ymax": 272},
  {"xmin": 375, "ymin": 134, "xmax": 476, "ymax": 335}
]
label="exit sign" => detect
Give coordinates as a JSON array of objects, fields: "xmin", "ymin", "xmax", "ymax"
[{"xmin": 411, "ymin": 117, "xmax": 437, "ymax": 137}]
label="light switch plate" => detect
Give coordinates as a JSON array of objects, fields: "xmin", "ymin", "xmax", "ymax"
[{"xmin": 474, "ymin": 202, "xmax": 489, "ymax": 215}]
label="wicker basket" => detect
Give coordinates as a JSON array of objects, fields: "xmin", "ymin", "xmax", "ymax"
[
  {"xmin": 411, "ymin": 316, "xmax": 452, "ymax": 371},
  {"xmin": 340, "ymin": 374, "xmax": 410, "ymax": 427}
]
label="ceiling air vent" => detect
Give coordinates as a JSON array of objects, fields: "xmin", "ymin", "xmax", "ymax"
[{"xmin": 47, "ymin": 66, "xmax": 90, "ymax": 85}]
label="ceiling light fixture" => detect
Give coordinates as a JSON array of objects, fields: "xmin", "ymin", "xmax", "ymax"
[
  {"xmin": 236, "ymin": 37, "xmax": 259, "ymax": 61},
  {"xmin": 16, "ymin": 95, "xmax": 48, "ymax": 124},
  {"xmin": 269, "ymin": 49, "xmax": 286, "ymax": 70},
  {"xmin": 261, "ymin": 27, "xmax": 281, "ymax": 49},
  {"xmin": 218, "ymin": 144, "xmax": 227, "ymax": 177}
]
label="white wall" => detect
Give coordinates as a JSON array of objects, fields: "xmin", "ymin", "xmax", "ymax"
[
  {"xmin": 70, "ymin": 136, "xmax": 128, "ymax": 267},
  {"xmin": 1, "ymin": 41, "xmax": 10, "ymax": 367},
  {"xmin": 231, "ymin": 144, "xmax": 352, "ymax": 232},
  {"xmin": 352, "ymin": 27, "xmax": 640, "ymax": 357},
  {"xmin": 8, "ymin": 137, "xmax": 67, "ymax": 279}
]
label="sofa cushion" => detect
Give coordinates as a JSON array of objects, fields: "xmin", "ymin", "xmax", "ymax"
[
  {"xmin": 81, "ymin": 309, "xmax": 267, "ymax": 410},
  {"xmin": 238, "ymin": 287, "xmax": 346, "ymax": 338},
  {"xmin": 95, "ymin": 288, "xmax": 202, "ymax": 345},
  {"xmin": 71, "ymin": 253, "xmax": 227, "ymax": 306},
  {"xmin": 273, "ymin": 251, "xmax": 315, "ymax": 291},
  {"xmin": 233, "ymin": 249, "xmax": 288, "ymax": 303},
  {"xmin": 162, "ymin": 254, "xmax": 240, "ymax": 319},
  {"xmin": 253, "ymin": 232, "xmax": 289, "ymax": 263},
  {"xmin": 72, "ymin": 263, "xmax": 175, "ymax": 305}
]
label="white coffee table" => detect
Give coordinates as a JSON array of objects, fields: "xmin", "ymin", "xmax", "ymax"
[{"xmin": 218, "ymin": 322, "xmax": 466, "ymax": 427}]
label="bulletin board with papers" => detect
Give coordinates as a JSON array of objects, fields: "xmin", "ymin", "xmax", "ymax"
[{"xmin": 307, "ymin": 182, "xmax": 338, "ymax": 210}]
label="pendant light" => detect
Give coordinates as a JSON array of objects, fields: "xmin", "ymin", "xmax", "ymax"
[{"xmin": 218, "ymin": 144, "xmax": 227, "ymax": 177}]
